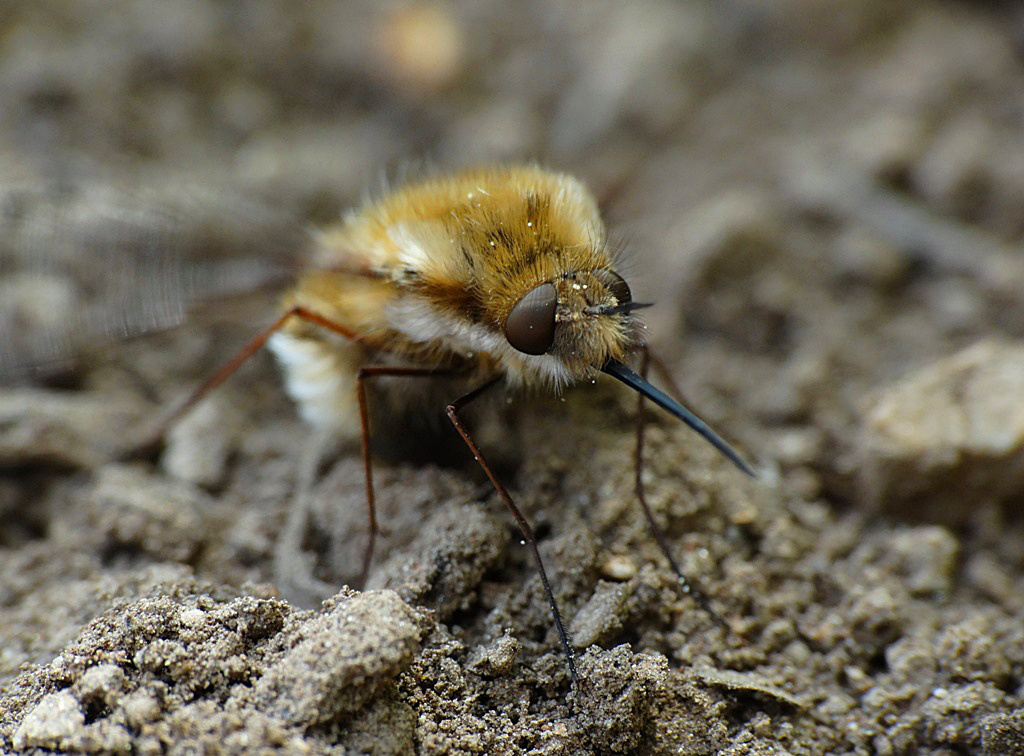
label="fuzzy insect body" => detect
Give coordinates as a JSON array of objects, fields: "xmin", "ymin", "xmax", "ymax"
[
  {"xmin": 268, "ymin": 165, "xmax": 641, "ymax": 432},
  {"xmin": 153, "ymin": 164, "xmax": 752, "ymax": 684}
]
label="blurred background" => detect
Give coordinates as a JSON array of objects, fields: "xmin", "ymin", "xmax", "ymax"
[{"xmin": 2, "ymin": 0, "xmax": 1023, "ymax": 509}]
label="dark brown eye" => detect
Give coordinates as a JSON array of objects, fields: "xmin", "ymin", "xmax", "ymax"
[
  {"xmin": 504, "ymin": 282, "xmax": 557, "ymax": 355},
  {"xmin": 599, "ymin": 270, "xmax": 632, "ymax": 305}
]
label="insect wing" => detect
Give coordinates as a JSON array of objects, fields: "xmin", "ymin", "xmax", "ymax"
[{"xmin": 0, "ymin": 181, "xmax": 305, "ymax": 381}]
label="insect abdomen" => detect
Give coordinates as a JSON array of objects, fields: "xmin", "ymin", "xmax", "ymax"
[{"xmin": 268, "ymin": 330, "xmax": 360, "ymax": 435}]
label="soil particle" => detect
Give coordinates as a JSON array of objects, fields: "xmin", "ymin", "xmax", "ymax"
[
  {"xmin": 83, "ymin": 464, "xmax": 214, "ymax": 564},
  {"xmin": 0, "ymin": 583, "xmax": 434, "ymax": 752},
  {"xmin": 982, "ymin": 708, "xmax": 1024, "ymax": 756},
  {"xmin": 466, "ymin": 630, "xmax": 522, "ymax": 678},
  {"xmin": 568, "ymin": 579, "xmax": 632, "ymax": 649},
  {"xmin": 162, "ymin": 396, "xmax": 238, "ymax": 490}
]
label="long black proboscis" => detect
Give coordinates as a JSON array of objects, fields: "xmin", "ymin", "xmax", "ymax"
[{"xmin": 601, "ymin": 359, "xmax": 756, "ymax": 478}]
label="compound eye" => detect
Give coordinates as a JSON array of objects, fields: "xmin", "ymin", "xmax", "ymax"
[
  {"xmin": 599, "ymin": 270, "xmax": 632, "ymax": 305},
  {"xmin": 504, "ymin": 282, "xmax": 557, "ymax": 355}
]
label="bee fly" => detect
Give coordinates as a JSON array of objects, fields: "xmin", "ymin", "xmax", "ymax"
[{"xmin": 149, "ymin": 164, "xmax": 754, "ymax": 683}]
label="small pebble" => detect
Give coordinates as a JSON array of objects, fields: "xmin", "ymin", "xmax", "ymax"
[{"xmin": 600, "ymin": 554, "xmax": 638, "ymax": 581}]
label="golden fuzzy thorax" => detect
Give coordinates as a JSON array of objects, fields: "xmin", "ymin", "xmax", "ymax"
[{"xmin": 269, "ymin": 165, "xmax": 644, "ymax": 430}]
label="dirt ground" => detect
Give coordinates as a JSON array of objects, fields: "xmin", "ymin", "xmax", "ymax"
[{"xmin": 1, "ymin": 1, "xmax": 1024, "ymax": 753}]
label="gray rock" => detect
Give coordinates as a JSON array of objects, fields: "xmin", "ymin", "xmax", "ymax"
[{"xmin": 857, "ymin": 340, "xmax": 1024, "ymax": 524}]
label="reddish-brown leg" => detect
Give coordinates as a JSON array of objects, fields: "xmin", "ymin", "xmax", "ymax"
[
  {"xmin": 125, "ymin": 304, "xmax": 435, "ymax": 592},
  {"xmin": 635, "ymin": 345, "xmax": 727, "ymax": 630},
  {"xmin": 128, "ymin": 305, "xmax": 366, "ymax": 459},
  {"xmin": 445, "ymin": 378, "xmax": 578, "ymax": 683},
  {"xmin": 353, "ymin": 365, "xmax": 454, "ymax": 588}
]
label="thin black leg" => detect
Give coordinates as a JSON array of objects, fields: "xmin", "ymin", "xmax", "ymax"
[
  {"xmin": 446, "ymin": 378, "xmax": 579, "ymax": 683},
  {"xmin": 635, "ymin": 346, "xmax": 728, "ymax": 630}
]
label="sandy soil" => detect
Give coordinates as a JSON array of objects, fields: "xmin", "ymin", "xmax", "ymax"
[{"xmin": 1, "ymin": 1, "xmax": 1024, "ymax": 753}]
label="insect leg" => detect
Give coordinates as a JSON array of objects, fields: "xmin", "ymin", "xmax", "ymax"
[
  {"xmin": 353, "ymin": 365, "xmax": 455, "ymax": 589},
  {"xmin": 635, "ymin": 345, "xmax": 728, "ymax": 631},
  {"xmin": 126, "ymin": 305, "xmax": 364, "ymax": 459},
  {"xmin": 446, "ymin": 379, "xmax": 579, "ymax": 684}
]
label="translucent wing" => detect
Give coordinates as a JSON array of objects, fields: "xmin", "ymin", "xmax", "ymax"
[{"xmin": 0, "ymin": 179, "xmax": 307, "ymax": 381}]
